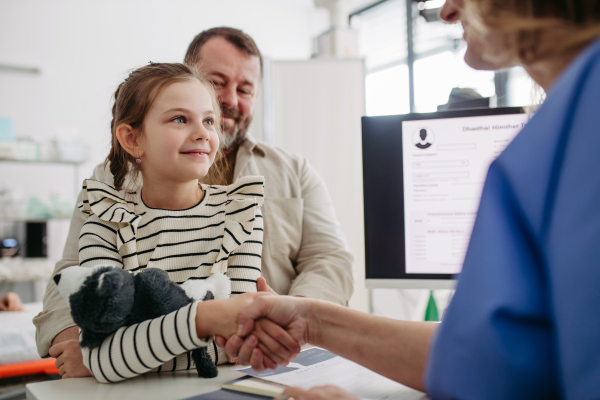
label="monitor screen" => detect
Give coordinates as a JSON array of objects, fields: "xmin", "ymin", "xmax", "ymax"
[{"xmin": 362, "ymin": 107, "xmax": 528, "ymax": 288}]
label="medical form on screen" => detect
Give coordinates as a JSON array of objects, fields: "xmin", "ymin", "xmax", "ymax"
[{"xmin": 402, "ymin": 113, "xmax": 529, "ymax": 275}]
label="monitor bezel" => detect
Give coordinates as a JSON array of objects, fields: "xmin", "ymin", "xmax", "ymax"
[{"xmin": 362, "ymin": 107, "xmax": 526, "ymax": 286}]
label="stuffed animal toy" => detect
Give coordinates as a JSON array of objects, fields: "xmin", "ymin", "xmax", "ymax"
[{"xmin": 54, "ymin": 265, "xmax": 231, "ymax": 379}]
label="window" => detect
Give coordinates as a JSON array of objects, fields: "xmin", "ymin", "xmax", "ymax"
[
  {"xmin": 353, "ymin": 0, "xmax": 535, "ymax": 117},
  {"xmin": 354, "ymin": 0, "xmax": 410, "ymax": 116}
]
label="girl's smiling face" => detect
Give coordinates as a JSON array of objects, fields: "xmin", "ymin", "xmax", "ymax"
[{"xmin": 138, "ymin": 79, "xmax": 220, "ymax": 185}]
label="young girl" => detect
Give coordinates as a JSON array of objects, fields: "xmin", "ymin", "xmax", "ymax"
[{"xmin": 75, "ymin": 63, "xmax": 268, "ymax": 383}]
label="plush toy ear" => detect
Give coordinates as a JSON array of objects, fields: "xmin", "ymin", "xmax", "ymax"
[
  {"xmin": 55, "ymin": 266, "xmax": 96, "ymax": 302},
  {"xmin": 96, "ymin": 269, "xmax": 126, "ymax": 297}
]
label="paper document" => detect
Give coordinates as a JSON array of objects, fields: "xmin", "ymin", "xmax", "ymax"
[
  {"xmin": 235, "ymin": 348, "xmax": 425, "ymax": 400},
  {"xmin": 401, "ymin": 114, "xmax": 528, "ymax": 274}
]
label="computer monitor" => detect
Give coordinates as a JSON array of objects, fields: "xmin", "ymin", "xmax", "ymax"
[{"xmin": 362, "ymin": 107, "xmax": 528, "ymax": 289}]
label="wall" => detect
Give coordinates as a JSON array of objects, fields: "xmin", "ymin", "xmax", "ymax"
[
  {"xmin": 270, "ymin": 59, "xmax": 368, "ymax": 312},
  {"xmin": 0, "ymin": 0, "xmax": 321, "ymax": 199}
]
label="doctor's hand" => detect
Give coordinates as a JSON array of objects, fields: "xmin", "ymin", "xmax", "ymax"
[
  {"xmin": 278, "ymin": 385, "xmax": 360, "ymax": 400},
  {"xmin": 49, "ymin": 327, "xmax": 91, "ymax": 379},
  {"xmin": 201, "ymin": 292, "xmax": 299, "ymax": 369},
  {"xmin": 221, "ymin": 296, "xmax": 311, "ymax": 371}
]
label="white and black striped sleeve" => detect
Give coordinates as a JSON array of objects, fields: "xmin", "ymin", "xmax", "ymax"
[
  {"xmin": 81, "ymin": 301, "xmax": 209, "ymax": 384},
  {"xmin": 227, "ymin": 208, "xmax": 263, "ymax": 295},
  {"xmin": 78, "ymin": 214, "xmax": 123, "ymax": 268}
]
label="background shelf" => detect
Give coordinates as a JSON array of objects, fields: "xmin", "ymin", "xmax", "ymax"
[{"xmin": 0, "ymin": 157, "xmax": 84, "ymax": 166}]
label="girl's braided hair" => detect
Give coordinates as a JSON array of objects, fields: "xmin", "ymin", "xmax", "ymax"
[{"xmin": 106, "ymin": 62, "xmax": 227, "ymax": 190}]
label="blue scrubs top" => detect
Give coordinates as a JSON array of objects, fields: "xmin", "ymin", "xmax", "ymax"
[{"xmin": 426, "ymin": 37, "xmax": 600, "ymax": 400}]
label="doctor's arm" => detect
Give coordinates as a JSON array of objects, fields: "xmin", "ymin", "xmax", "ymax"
[{"xmin": 227, "ymin": 296, "xmax": 437, "ymax": 392}]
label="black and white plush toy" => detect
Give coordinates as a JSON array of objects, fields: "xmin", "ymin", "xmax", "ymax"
[{"xmin": 54, "ymin": 265, "xmax": 231, "ymax": 379}]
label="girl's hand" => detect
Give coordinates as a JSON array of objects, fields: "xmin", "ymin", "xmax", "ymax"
[
  {"xmin": 252, "ymin": 318, "xmax": 297, "ymax": 367},
  {"xmin": 218, "ymin": 277, "xmax": 280, "ymax": 365}
]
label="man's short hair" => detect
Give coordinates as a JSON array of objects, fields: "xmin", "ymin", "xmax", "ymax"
[{"xmin": 184, "ymin": 27, "xmax": 263, "ymax": 78}]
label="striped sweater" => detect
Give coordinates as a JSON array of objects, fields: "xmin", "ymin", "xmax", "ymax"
[{"xmin": 76, "ymin": 175, "xmax": 264, "ymax": 383}]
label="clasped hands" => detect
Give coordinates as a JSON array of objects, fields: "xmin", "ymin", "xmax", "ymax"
[
  {"xmin": 215, "ymin": 278, "xmax": 310, "ymax": 371},
  {"xmin": 217, "ymin": 282, "xmax": 361, "ymax": 400}
]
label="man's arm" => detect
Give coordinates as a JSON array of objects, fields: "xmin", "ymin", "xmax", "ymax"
[
  {"xmin": 230, "ymin": 296, "xmax": 437, "ymax": 392},
  {"xmin": 33, "ymin": 163, "xmax": 114, "ymax": 357},
  {"xmin": 288, "ymin": 161, "xmax": 354, "ymax": 305},
  {"xmin": 33, "ymin": 201, "xmax": 86, "ymax": 357}
]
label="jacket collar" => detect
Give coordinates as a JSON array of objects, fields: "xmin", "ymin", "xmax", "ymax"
[{"xmin": 240, "ymin": 133, "xmax": 267, "ymax": 158}]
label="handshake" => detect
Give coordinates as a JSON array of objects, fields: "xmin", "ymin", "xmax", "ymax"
[
  {"xmin": 197, "ymin": 277, "xmax": 311, "ymax": 371},
  {"xmin": 203, "ymin": 279, "xmax": 364, "ymax": 400}
]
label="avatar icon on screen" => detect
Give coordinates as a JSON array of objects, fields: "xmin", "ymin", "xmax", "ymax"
[{"xmin": 415, "ymin": 128, "xmax": 433, "ymax": 149}]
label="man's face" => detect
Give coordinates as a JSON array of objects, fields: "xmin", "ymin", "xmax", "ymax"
[{"xmin": 195, "ymin": 37, "xmax": 261, "ymax": 152}]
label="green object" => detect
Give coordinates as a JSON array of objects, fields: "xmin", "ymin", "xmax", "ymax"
[{"xmin": 424, "ymin": 290, "xmax": 439, "ymax": 322}]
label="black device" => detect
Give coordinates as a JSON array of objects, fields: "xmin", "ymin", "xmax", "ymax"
[
  {"xmin": 362, "ymin": 107, "xmax": 527, "ymax": 289},
  {"xmin": 24, "ymin": 221, "xmax": 47, "ymax": 258}
]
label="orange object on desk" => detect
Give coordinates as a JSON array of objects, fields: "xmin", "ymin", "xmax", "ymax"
[{"xmin": 0, "ymin": 359, "xmax": 59, "ymax": 378}]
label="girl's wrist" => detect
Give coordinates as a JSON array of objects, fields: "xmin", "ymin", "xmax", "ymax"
[
  {"xmin": 196, "ymin": 299, "xmax": 237, "ymax": 339},
  {"xmin": 195, "ymin": 300, "xmax": 221, "ymax": 339}
]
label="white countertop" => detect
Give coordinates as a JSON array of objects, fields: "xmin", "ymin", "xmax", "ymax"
[{"xmin": 26, "ymin": 365, "xmax": 246, "ymax": 400}]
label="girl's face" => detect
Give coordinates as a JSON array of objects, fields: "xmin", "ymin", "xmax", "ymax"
[
  {"xmin": 440, "ymin": 0, "xmax": 516, "ymax": 70},
  {"xmin": 139, "ymin": 79, "xmax": 219, "ymax": 185}
]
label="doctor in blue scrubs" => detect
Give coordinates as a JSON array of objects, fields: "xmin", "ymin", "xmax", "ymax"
[{"xmin": 217, "ymin": 0, "xmax": 600, "ymax": 398}]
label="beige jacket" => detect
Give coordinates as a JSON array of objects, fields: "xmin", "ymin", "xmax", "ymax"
[{"xmin": 33, "ymin": 135, "xmax": 355, "ymax": 357}]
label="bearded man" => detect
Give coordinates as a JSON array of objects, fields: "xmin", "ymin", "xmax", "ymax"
[{"xmin": 33, "ymin": 27, "xmax": 354, "ymax": 377}]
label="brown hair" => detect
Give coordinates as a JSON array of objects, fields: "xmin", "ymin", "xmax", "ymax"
[
  {"xmin": 466, "ymin": 0, "xmax": 600, "ymax": 63},
  {"xmin": 184, "ymin": 27, "xmax": 263, "ymax": 77},
  {"xmin": 106, "ymin": 62, "xmax": 228, "ymax": 190}
]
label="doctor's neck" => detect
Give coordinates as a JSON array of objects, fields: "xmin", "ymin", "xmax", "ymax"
[
  {"xmin": 525, "ymin": 51, "xmax": 582, "ymax": 92},
  {"xmin": 522, "ymin": 26, "xmax": 599, "ymax": 92}
]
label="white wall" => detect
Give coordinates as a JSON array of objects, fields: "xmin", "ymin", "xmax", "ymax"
[
  {"xmin": 0, "ymin": 0, "xmax": 321, "ymax": 198},
  {"xmin": 270, "ymin": 59, "xmax": 368, "ymax": 312}
]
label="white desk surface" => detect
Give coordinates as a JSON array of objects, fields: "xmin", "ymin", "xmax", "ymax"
[
  {"xmin": 26, "ymin": 364, "xmax": 426, "ymax": 400},
  {"xmin": 26, "ymin": 365, "xmax": 246, "ymax": 400}
]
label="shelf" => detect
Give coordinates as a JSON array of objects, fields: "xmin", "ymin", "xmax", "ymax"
[
  {"xmin": 0, "ymin": 63, "xmax": 40, "ymax": 75},
  {"xmin": 0, "ymin": 217, "xmax": 71, "ymax": 223},
  {"xmin": 0, "ymin": 157, "xmax": 84, "ymax": 166},
  {"xmin": 0, "ymin": 258, "xmax": 55, "ymax": 282}
]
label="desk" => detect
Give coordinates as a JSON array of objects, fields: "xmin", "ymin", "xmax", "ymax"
[
  {"xmin": 26, "ymin": 364, "xmax": 427, "ymax": 400},
  {"xmin": 26, "ymin": 366, "xmax": 245, "ymax": 400}
]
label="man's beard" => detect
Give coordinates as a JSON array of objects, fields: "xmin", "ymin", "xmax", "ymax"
[{"xmin": 220, "ymin": 106, "xmax": 252, "ymax": 153}]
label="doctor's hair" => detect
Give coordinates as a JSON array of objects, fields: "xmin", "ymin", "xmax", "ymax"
[
  {"xmin": 466, "ymin": 0, "xmax": 600, "ymax": 63},
  {"xmin": 106, "ymin": 62, "xmax": 228, "ymax": 191},
  {"xmin": 184, "ymin": 27, "xmax": 263, "ymax": 78}
]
